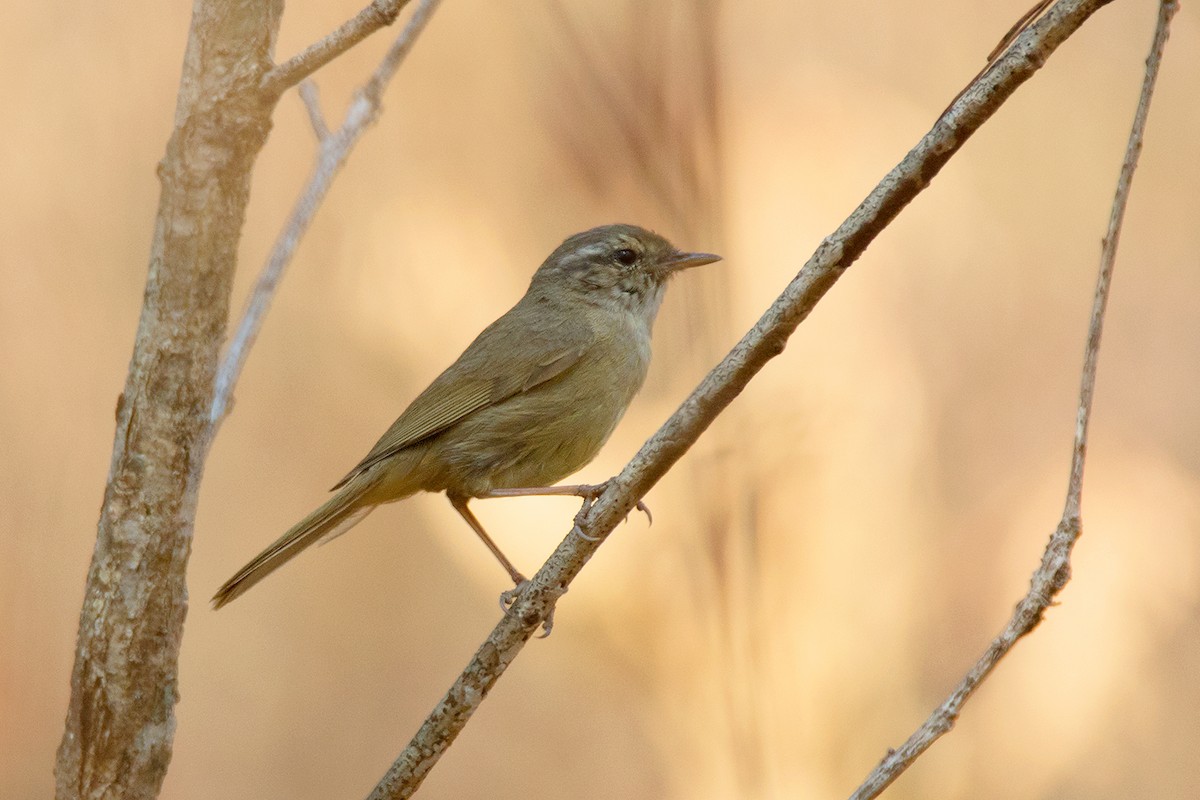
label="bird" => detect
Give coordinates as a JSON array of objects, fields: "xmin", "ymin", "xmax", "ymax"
[{"xmin": 212, "ymin": 223, "xmax": 720, "ymax": 609}]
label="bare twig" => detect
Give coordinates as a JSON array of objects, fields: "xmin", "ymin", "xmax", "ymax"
[
  {"xmin": 849, "ymin": 2, "xmax": 1177, "ymax": 798},
  {"xmin": 299, "ymin": 81, "xmax": 331, "ymax": 141},
  {"xmin": 363, "ymin": 2, "xmax": 1119, "ymax": 798},
  {"xmin": 262, "ymin": 0, "xmax": 412, "ymax": 97},
  {"xmin": 210, "ymin": 0, "xmax": 442, "ymax": 429}
]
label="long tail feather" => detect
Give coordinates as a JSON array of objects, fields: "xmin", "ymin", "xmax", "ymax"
[{"xmin": 212, "ymin": 474, "xmax": 380, "ymax": 609}]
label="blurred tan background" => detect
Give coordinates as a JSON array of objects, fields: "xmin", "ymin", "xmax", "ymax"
[{"xmin": 3, "ymin": 1, "xmax": 1199, "ymax": 798}]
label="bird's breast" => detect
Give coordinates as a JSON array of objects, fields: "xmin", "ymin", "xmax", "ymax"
[{"xmin": 425, "ymin": 316, "xmax": 652, "ymax": 497}]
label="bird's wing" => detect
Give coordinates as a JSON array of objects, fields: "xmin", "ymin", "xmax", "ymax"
[{"xmin": 330, "ymin": 306, "xmax": 594, "ymax": 490}]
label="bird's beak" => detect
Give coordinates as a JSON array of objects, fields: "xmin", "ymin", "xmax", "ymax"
[{"xmin": 658, "ymin": 250, "xmax": 722, "ymax": 275}]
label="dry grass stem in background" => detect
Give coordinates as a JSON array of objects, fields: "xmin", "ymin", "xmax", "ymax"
[
  {"xmin": 850, "ymin": 0, "xmax": 1179, "ymax": 796},
  {"xmin": 364, "ymin": 1, "xmax": 1127, "ymax": 797},
  {"xmin": 211, "ymin": 0, "xmax": 441, "ymax": 429}
]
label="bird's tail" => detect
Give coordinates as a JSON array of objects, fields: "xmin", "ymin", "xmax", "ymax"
[{"xmin": 212, "ymin": 472, "xmax": 382, "ymax": 609}]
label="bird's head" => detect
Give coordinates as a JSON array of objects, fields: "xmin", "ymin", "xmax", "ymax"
[{"xmin": 530, "ymin": 224, "xmax": 720, "ymax": 321}]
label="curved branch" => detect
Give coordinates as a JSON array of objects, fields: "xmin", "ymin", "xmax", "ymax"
[
  {"xmin": 850, "ymin": 2, "xmax": 1177, "ymax": 796},
  {"xmin": 365, "ymin": 1, "xmax": 1119, "ymax": 797}
]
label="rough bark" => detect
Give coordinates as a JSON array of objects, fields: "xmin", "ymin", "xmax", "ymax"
[{"xmin": 54, "ymin": 3, "xmax": 284, "ymax": 798}]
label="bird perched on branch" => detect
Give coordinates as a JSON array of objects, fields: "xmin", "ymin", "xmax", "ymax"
[{"xmin": 213, "ymin": 223, "xmax": 719, "ymax": 609}]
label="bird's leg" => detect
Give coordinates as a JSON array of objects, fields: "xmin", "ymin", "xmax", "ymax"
[
  {"xmin": 480, "ymin": 481, "xmax": 653, "ymax": 525},
  {"xmin": 483, "ymin": 482, "xmax": 609, "ymax": 501},
  {"xmin": 448, "ymin": 494, "xmax": 526, "ymax": 586},
  {"xmin": 448, "ymin": 494, "xmax": 557, "ymax": 637}
]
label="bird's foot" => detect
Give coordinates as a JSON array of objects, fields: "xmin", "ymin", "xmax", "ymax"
[
  {"xmin": 564, "ymin": 481, "xmax": 653, "ymax": 539},
  {"xmin": 499, "ymin": 579, "xmax": 528, "ymax": 612},
  {"xmin": 499, "ymin": 579, "xmax": 561, "ymax": 638}
]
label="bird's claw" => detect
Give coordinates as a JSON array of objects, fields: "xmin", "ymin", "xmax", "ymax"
[
  {"xmin": 499, "ymin": 580, "xmax": 528, "ymax": 612},
  {"xmin": 571, "ymin": 481, "xmax": 653, "ymax": 532},
  {"xmin": 571, "ymin": 523, "xmax": 600, "ymax": 542},
  {"xmin": 499, "ymin": 580, "xmax": 558, "ymax": 637},
  {"xmin": 536, "ymin": 610, "xmax": 555, "ymax": 638}
]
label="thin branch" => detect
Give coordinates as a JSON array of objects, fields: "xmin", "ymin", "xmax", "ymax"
[
  {"xmin": 299, "ymin": 81, "xmax": 331, "ymax": 141},
  {"xmin": 849, "ymin": 2, "xmax": 1177, "ymax": 798},
  {"xmin": 210, "ymin": 0, "xmax": 442, "ymax": 430},
  {"xmin": 364, "ymin": 1, "xmax": 1119, "ymax": 797},
  {"xmin": 262, "ymin": 0, "xmax": 413, "ymax": 97}
]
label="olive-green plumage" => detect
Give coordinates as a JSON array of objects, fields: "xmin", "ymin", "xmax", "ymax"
[{"xmin": 212, "ymin": 224, "xmax": 719, "ymax": 608}]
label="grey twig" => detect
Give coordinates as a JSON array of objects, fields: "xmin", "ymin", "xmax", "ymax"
[
  {"xmin": 262, "ymin": 0, "xmax": 412, "ymax": 97},
  {"xmin": 210, "ymin": 0, "xmax": 442, "ymax": 430},
  {"xmin": 849, "ymin": 2, "xmax": 1177, "ymax": 798},
  {"xmin": 299, "ymin": 81, "xmax": 330, "ymax": 141},
  {"xmin": 363, "ymin": 1, "xmax": 1122, "ymax": 798}
]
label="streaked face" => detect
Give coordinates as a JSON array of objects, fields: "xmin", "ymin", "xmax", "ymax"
[{"xmin": 533, "ymin": 224, "xmax": 690, "ymax": 320}]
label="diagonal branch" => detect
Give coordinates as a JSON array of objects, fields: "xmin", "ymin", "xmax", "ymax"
[
  {"xmin": 262, "ymin": 0, "xmax": 413, "ymax": 97},
  {"xmin": 363, "ymin": 1, "xmax": 1120, "ymax": 797},
  {"xmin": 849, "ymin": 2, "xmax": 1177, "ymax": 798},
  {"xmin": 211, "ymin": 0, "xmax": 442, "ymax": 430}
]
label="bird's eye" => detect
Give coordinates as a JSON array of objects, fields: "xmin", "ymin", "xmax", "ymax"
[{"xmin": 613, "ymin": 248, "xmax": 638, "ymax": 267}]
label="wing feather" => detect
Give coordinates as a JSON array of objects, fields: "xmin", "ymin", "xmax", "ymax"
[{"xmin": 331, "ymin": 301, "xmax": 593, "ymax": 490}]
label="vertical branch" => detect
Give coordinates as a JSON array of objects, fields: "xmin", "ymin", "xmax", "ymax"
[
  {"xmin": 849, "ymin": 2, "xmax": 1178, "ymax": 797},
  {"xmin": 1062, "ymin": 0, "xmax": 1172, "ymax": 519},
  {"xmin": 56, "ymin": 0, "xmax": 438, "ymax": 797},
  {"xmin": 54, "ymin": 2, "xmax": 285, "ymax": 799}
]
